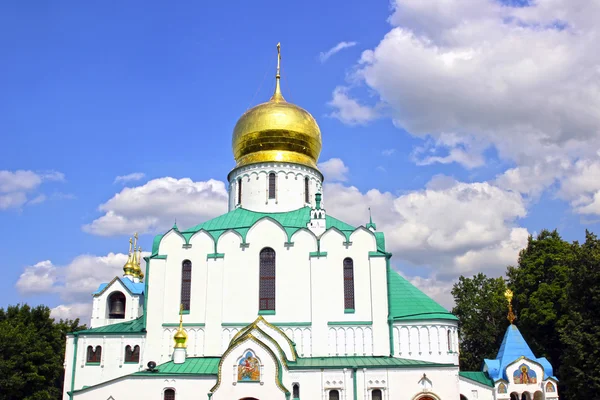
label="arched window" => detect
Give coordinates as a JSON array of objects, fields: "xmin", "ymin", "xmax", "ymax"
[
  {"xmin": 125, "ymin": 345, "xmax": 140, "ymax": 363},
  {"xmin": 343, "ymin": 258, "xmax": 355, "ymax": 311},
  {"xmin": 510, "ymin": 393, "xmax": 520, "ymax": 400},
  {"xmin": 86, "ymin": 345, "xmax": 101, "ymax": 363},
  {"xmin": 293, "ymin": 383, "xmax": 300, "ymax": 399},
  {"xmin": 372, "ymin": 389, "xmax": 382, "ymax": 400},
  {"xmin": 259, "ymin": 248, "xmax": 276, "ymax": 311},
  {"xmin": 164, "ymin": 388, "xmax": 175, "ymax": 400},
  {"xmin": 268, "ymin": 173, "xmax": 276, "ymax": 199},
  {"xmin": 237, "ymin": 178, "xmax": 242, "ymax": 205},
  {"xmin": 107, "ymin": 291, "xmax": 126, "ymax": 319},
  {"xmin": 329, "ymin": 390, "xmax": 340, "ymax": 400},
  {"xmin": 521, "ymin": 392, "xmax": 532, "ymax": 400},
  {"xmin": 447, "ymin": 329, "xmax": 453, "ymax": 352},
  {"xmin": 181, "ymin": 260, "xmax": 192, "ymax": 312},
  {"xmin": 304, "ymin": 176, "xmax": 310, "ymax": 203}
]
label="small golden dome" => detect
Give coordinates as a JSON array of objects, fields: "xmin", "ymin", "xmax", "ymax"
[
  {"xmin": 174, "ymin": 304, "xmax": 188, "ymax": 349},
  {"xmin": 232, "ymin": 43, "xmax": 322, "ymax": 170}
]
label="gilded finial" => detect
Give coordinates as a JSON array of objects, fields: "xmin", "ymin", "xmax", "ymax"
[
  {"xmin": 123, "ymin": 237, "xmax": 135, "ymax": 276},
  {"xmin": 270, "ymin": 42, "xmax": 285, "ymax": 102},
  {"xmin": 505, "ymin": 289, "xmax": 516, "ymax": 324},
  {"xmin": 174, "ymin": 303, "xmax": 188, "ymax": 348}
]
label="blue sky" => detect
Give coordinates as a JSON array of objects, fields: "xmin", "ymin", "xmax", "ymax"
[{"xmin": 2, "ymin": 0, "xmax": 599, "ymax": 320}]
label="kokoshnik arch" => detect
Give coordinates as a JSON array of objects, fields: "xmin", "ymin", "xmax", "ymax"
[{"xmin": 62, "ymin": 44, "xmax": 560, "ymax": 400}]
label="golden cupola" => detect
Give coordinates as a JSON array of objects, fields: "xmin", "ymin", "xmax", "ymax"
[{"xmin": 232, "ymin": 43, "xmax": 322, "ymax": 170}]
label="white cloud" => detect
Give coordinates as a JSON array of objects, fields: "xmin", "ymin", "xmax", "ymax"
[
  {"xmin": 328, "ymin": 86, "xmax": 379, "ymax": 125},
  {"xmin": 319, "ymin": 41, "xmax": 358, "ymax": 62},
  {"xmin": 329, "ymin": 0, "xmax": 600, "ymax": 213},
  {"xmin": 114, "ymin": 172, "xmax": 146, "ymax": 184},
  {"xmin": 325, "ymin": 176, "xmax": 528, "ymax": 278},
  {"xmin": 382, "ymin": 149, "xmax": 396, "ymax": 156},
  {"xmin": 83, "ymin": 177, "xmax": 229, "ymax": 236},
  {"xmin": 17, "ymin": 252, "xmax": 144, "ymax": 323},
  {"xmin": 0, "ymin": 170, "xmax": 65, "ymax": 210},
  {"xmin": 318, "ymin": 158, "xmax": 349, "ymax": 182}
]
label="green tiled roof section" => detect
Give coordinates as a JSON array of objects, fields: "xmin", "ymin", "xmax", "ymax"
[
  {"xmin": 135, "ymin": 357, "xmax": 220, "ymax": 376},
  {"xmin": 76, "ymin": 317, "xmax": 145, "ymax": 335},
  {"xmin": 288, "ymin": 356, "xmax": 453, "ymax": 369},
  {"xmin": 325, "ymin": 214, "xmax": 355, "ymax": 233},
  {"xmin": 151, "ymin": 233, "xmax": 163, "ymax": 255},
  {"xmin": 374, "ymin": 232, "xmax": 386, "ymax": 252},
  {"xmin": 459, "ymin": 371, "xmax": 495, "ymax": 388},
  {"xmin": 388, "ymin": 270, "xmax": 458, "ymax": 322}
]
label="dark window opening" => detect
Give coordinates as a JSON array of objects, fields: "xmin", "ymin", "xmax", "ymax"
[
  {"xmin": 293, "ymin": 383, "xmax": 300, "ymax": 399},
  {"xmin": 268, "ymin": 173, "xmax": 276, "ymax": 199},
  {"xmin": 329, "ymin": 390, "xmax": 340, "ymax": 400},
  {"xmin": 181, "ymin": 260, "xmax": 192, "ymax": 311},
  {"xmin": 344, "ymin": 258, "xmax": 355, "ymax": 310},
  {"xmin": 164, "ymin": 388, "xmax": 175, "ymax": 400},
  {"xmin": 259, "ymin": 248, "xmax": 276, "ymax": 311},
  {"xmin": 86, "ymin": 345, "xmax": 102, "ymax": 363},
  {"xmin": 108, "ymin": 291, "xmax": 126, "ymax": 319},
  {"xmin": 304, "ymin": 177, "xmax": 309, "ymax": 203},
  {"xmin": 372, "ymin": 389, "xmax": 382, "ymax": 400},
  {"xmin": 237, "ymin": 178, "xmax": 242, "ymax": 204},
  {"xmin": 125, "ymin": 345, "xmax": 140, "ymax": 363}
]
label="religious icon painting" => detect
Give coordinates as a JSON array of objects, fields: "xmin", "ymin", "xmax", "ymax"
[
  {"xmin": 237, "ymin": 350, "xmax": 261, "ymax": 382},
  {"xmin": 546, "ymin": 382, "xmax": 555, "ymax": 392},
  {"xmin": 498, "ymin": 383, "xmax": 507, "ymax": 394},
  {"xmin": 513, "ymin": 363, "xmax": 537, "ymax": 384}
]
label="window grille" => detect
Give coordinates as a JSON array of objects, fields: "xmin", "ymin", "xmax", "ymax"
[
  {"xmin": 344, "ymin": 258, "xmax": 355, "ymax": 310},
  {"xmin": 268, "ymin": 173, "xmax": 276, "ymax": 199},
  {"xmin": 304, "ymin": 177, "xmax": 309, "ymax": 203},
  {"xmin": 164, "ymin": 389, "xmax": 175, "ymax": 400},
  {"xmin": 259, "ymin": 248, "xmax": 276, "ymax": 310},
  {"xmin": 86, "ymin": 346, "xmax": 101, "ymax": 363},
  {"xmin": 237, "ymin": 178, "xmax": 242, "ymax": 204},
  {"xmin": 181, "ymin": 260, "xmax": 192, "ymax": 311},
  {"xmin": 125, "ymin": 345, "xmax": 140, "ymax": 363}
]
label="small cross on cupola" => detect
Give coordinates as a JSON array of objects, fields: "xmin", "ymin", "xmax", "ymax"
[{"xmin": 307, "ymin": 192, "xmax": 327, "ymax": 236}]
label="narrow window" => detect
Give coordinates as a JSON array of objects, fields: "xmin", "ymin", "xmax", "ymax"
[
  {"xmin": 181, "ymin": 260, "xmax": 192, "ymax": 312},
  {"xmin": 293, "ymin": 383, "xmax": 300, "ymax": 399},
  {"xmin": 268, "ymin": 173, "xmax": 276, "ymax": 199},
  {"xmin": 447, "ymin": 329, "xmax": 452, "ymax": 352},
  {"xmin": 125, "ymin": 345, "xmax": 140, "ymax": 363},
  {"xmin": 107, "ymin": 291, "xmax": 126, "ymax": 319},
  {"xmin": 259, "ymin": 248, "xmax": 276, "ymax": 311},
  {"xmin": 329, "ymin": 390, "xmax": 340, "ymax": 400},
  {"xmin": 344, "ymin": 258, "xmax": 355, "ymax": 310},
  {"xmin": 304, "ymin": 176, "xmax": 309, "ymax": 203},
  {"xmin": 372, "ymin": 389, "xmax": 382, "ymax": 400},
  {"xmin": 86, "ymin": 345, "xmax": 101, "ymax": 363},
  {"xmin": 164, "ymin": 389, "xmax": 175, "ymax": 400},
  {"xmin": 237, "ymin": 178, "xmax": 242, "ymax": 204}
]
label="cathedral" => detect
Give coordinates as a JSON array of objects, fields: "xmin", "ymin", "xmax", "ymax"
[{"xmin": 62, "ymin": 45, "xmax": 559, "ymax": 400}]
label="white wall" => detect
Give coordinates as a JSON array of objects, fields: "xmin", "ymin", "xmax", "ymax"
[
  {"xmin": 459, "ymin": 377, "xmax": 495, "ymax": 400},
  {"xmin": 228, "ymin": 162, "xmax": 323, "ymax": 212},
  {"xmin": 392, "ymin": 321, "xmax": 460, "ymax": 365}
]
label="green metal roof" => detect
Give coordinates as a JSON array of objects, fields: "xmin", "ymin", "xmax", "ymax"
[
  {"xmin": 135, "ymin": 357, "xmax": 220, "ymax": 376},
  {"xmin": 288, "ymin": 356, "xmax": 453, "ymax": 369},
  {"xmin": 387, "ymin": 270, "xmax": 458, "ymax": 322},
  {"xmin": 151, "ymin": 206, "xmax": 361, "ymax": 255},
  {"xmin": 75, "ymin": 317, "xmax": 145, "ymax": 335},
  {"xmin": 459, "ymin": 371, "xmax": 495, "ymax": 387}
]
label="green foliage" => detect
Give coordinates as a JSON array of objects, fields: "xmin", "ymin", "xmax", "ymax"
[
  {"xmin": 0, "ymin": 304, "xmax": 85, "ymax": 400},
  {"xmin": 452, "ymin": 273, "xmax": 508, "ymax": 370},
  {"xmin": 453, "ymin": 229, "xmax": 600, "ymax": 400}
]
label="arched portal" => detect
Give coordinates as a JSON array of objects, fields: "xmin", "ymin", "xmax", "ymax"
[{"xmin": 107, "ymin": 291, "xmax": 125, "ymax": 319}]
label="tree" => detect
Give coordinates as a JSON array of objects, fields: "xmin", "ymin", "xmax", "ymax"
[
  {"xmin": 559, "ymin": 231, "xmax": 600, "ymax": 399},
  {"xmin": 506, "ymin": 229, "xmax": 575, "ymax": 367},
  {"xmin": 451, "ymin": 273, "xmax": 508, "ymax": 370},
  {"xmin": 0, "ymin": 304, "xmax": 86, "ymax": 400}
]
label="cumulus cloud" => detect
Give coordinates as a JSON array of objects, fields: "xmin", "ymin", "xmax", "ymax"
[
  {"xmin": 318, "ymin": 158, "xmax": 349, "ymax": 182},
  {"xmin": 83, "ymin": 177, "xmax": 229, "ymax": 236},
  {"xmin": 319, "ymin": 41, "xmax": 358, "ymax": 62},
  {"xmin": 114, "ymin": 172, "xmax": 146, "ymax": 184},
  {"xmin": 0, "ymin": 170, "xmax": 65, "ymax": 210},
  {"xmin": 329, "ymin": 0, "xmax": 600, "ymax": 213},
  {"xmin": 16, "ymin": 253, "xmax": 140, "ymax": 322}
]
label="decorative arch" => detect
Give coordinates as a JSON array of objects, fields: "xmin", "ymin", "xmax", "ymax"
[
  {"xmin": 349, "ymin": 226, "xmax": 377, "ymax": 249},
  {"xmin": 289, "ymin": 228, "xmax": 319, "ymax": 249},
  {"xmin": 236, "ymin": 349, "xmax": 261, "ymax": 382},
  {"xmin": 498, "ymin": 382, "xmax": 508, "ymax": 394},
  {"xmin": 107, "ymin": 291, "xmax": 126, "ymax": 319},
  {"xmin": 533, "ymin": 391, "xmax": 543, "ymax": 400},
  {"xmin": 247, "ymin": 216, "xmax": 287, "ymax": 243},
  {"xmin": 124, "ymin": 345, "xmax": 140, "ymax": 363},
  {"xmin": 86, "ymin": 345, "xmax": 102, "ymax": 363},
  {"xmin": 412, "ymin": 393, "xmax": 441, "ymax": 400},
  {"xmin": 188, "ymin": 229, "xmax": 216, "ymax": 252},
  {"xmin": 545, "ymin": 382, "xmax": 556, "ymax": 392}
]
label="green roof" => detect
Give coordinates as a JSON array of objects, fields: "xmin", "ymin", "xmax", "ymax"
[
  {"xmin": 135, "ymin": 357, "xmax": 220, "ymax": 376},
  {"xmin": 289, "ymin": 356, "xmax": 452, "ymax": 369},
  {"xmin": 75, "ymin": 317, "xmax": 145, "ymax": 335},
  {"xmin": 152, "ymin": 206, "xmax": 362, "ymax": 255},
  {"xmin": 459, "ymin": 371, "xmax": 495, "ymax": 387},
  {"xmin": 387, "ymin": 270, "xmax": 457, "ymax": 322}
]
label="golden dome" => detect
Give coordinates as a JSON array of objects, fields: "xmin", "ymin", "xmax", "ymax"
[
  {"xmin": 232, "ymin": 43, "xmax": 322, "ymax": 169},
  {"xmin": 174, "ymin": 305, "xmax": 188, "ymax": 349}
]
